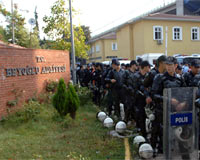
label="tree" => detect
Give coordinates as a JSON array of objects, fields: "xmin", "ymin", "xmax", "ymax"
[
  {"xmin": 43, "ymin": 0, "xmax": 89, "ymax": 59},
  {"xmin": 52, "ymin": 78, "xmax": 80, "ymax": 119},
  {"xmin": 34, "ymin": 6, "xmax": 40, "ymax": 39},
  {"xmin": 0, "ymin": 4, "xmax": 40, "ymax": 48},
  {"xmin": 76, "ymin": 25, "xmax": 91, "ymax": 43},
  {"xmin": 0, "ymin": 26, "xmax": 7, "ymax": 42},
  {"xmin": 30, "ymin": 28, "xmax": 40, "ymax": 49},
  {"xmin": 66, "ymin": 83, "xmax": 80, "ymax": 119},
  {"xmin": 52, "ymin": 78, "xmax": 68, "ymax": 117}
]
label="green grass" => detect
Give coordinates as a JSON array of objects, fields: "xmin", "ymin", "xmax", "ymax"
[{"xmin": 0, "ymin": 102, "xmax": 125, "ymax": 160}]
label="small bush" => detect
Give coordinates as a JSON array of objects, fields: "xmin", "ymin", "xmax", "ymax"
[
  {"xmin": 2, "ymin": 100, "xmax": 41, "ymax": 124},
  {"xmin": 74, "ymin": 85, "xmax": 92, "ymax": 106},
  {"xmin": 46, "ymin": 79, "xmax": 58, "ymax": 92},
  {"xmin": 38, "ymin": 93, "xmax": 53, "ymax": 104},
  {"xmin": 66, "ymin": 83, "xmax": 80, "ymax": 119},
  {"xmin": 52, "ymin": 78, "xmax": 68, "ymax": 117},
  {"xmin": 7, "ymin": 100, "xmax": 18, "ymax": 107},
  {"xmin": 22, "ymin": 100, "xmax": 41, "ymax": 122}
]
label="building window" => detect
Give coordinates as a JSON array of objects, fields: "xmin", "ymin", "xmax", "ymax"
[
  {"xmin": 96, "ymin": 45, "xmax": 100, "ymax": 52},
  {"xmin": 191, "ymin": 27, "xmax": 199, "ymax": 40},
  {"xmin": 153, "ymin": 26, "xmax": 163, "ymax": 40},
  {"xmin": 173, "ymin": 27, "xmax": 182, "ymax": 40},
  {"xmin": 91, "ymin": 46, "xmax": 94, "ymax": 53},
  {"xmin": 112, "ymin": 43, "xmax": 117, "ymax": 50}
]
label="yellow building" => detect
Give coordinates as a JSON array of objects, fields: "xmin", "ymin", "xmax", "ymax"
[
  {"xmin": 88, "ymin": 32, "xmax": 118, "ymax": 62},
  {"xmin": 88, "ymin": 13, "xmax": 200, "ymax": 62}
]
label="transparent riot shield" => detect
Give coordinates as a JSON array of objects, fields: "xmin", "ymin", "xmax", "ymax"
[{"xmin": 163, "ymin": 87, "xmax": 199, "ymax": 160}]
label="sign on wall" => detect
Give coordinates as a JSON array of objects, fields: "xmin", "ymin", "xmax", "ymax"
[{"xmin": 5, "ymin": 56, "xmax": 66, "ymax": 77}]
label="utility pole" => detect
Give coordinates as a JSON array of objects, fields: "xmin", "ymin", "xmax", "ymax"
[
  {"xmin": 11, "ymin": 0, "xmax": 15, "ymax": 44},
  {"xmin": 165, "ymin": 26, "xmax": 168, "ymax": 56},
  {"xmin": 69, "ymin": 0, "xmax": 76, "ymax": 84}
]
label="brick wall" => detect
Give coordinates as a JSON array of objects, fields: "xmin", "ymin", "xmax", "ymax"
[{"xmin": 0, "ymin": 47, "xmax": 70, "ymax": 118}]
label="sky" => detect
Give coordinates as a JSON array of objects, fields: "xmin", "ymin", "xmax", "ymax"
[{"xmin": 0, "ymin": 0, "xmax": 175, "ymax": 38}]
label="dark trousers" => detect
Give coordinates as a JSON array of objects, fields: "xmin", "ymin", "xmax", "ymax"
[
  {"xmin": 135, "ymin": 98, "xmax": 147, "ymax": 138},
  {"xmin": 150, "ymin": 110, "xmax": 163, "ymax": 151},
  {"xmin": 107, "ymin": 89, "xmax": 113, "ymax": 115},
  {"xmin": 112, "ymin": 88, "xmax": 125, "ymax": 118},
  {"xmin": 124, "ymin": 95, "xmax": 135, "ymax": 122},
  {"xmin": 93, "ymin": 89, "xmax": 101, "ymax": 106}
]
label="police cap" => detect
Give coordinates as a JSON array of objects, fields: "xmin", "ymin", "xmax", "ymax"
[
  {"xmin": 141, "ymin": 60, "xmax": 151, "ymax": 68},
  {"xmin": 191, "ymin": 59, "xmax": 200, "ymax": 68},
  {"xmin": 111, "ymin": 59, "xmax": 120, "ymax": 66},
  {"xmin": 165, "ymin": 56, "xmax": 177, "ymax": 64},
  {"xmin": 157, "ymin": 55, "xmax": 167, "ymax": 64},
  {"xmin": 130, "ymin": 60, "xmax": 137, "ymax": 66}
]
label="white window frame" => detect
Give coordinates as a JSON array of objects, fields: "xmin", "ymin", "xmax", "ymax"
[
  {"xmin": 153, "ymin": 26, "xmax": 163, "ymax": 40},
  {"xmin": 96, "ymin": 44, "xmax": 100, "ymax": 52},
  {"xmin": 191, "ymin": 27, "xmax": 199, "ymax": 41},
  {"xmin": 173, "ymin": 26, "xmax": 182, "ymax": 40},
  {"xmin": 112, "ymin": 42, "xmax": 117, "ymax": 51}
]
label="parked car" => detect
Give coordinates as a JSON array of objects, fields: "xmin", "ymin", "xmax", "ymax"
[
  {"xmin": 175, "ymin": 54, "xmax": 200, "ymax": 65},
  {"xmin": 137, "ymin": 53, "xmax": 164, "ymax": 66}
]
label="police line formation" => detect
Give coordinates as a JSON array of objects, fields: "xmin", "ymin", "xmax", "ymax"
[{"xmin": 76, "ymin": 56, "xmax": 200, "ymax": 159}]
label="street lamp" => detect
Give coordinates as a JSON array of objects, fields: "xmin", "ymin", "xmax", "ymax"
[{"xmin": 69, "ymin": 0, "xmax": 76, "ymax": 84}]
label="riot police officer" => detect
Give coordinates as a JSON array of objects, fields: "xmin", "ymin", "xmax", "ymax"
[
  {"xmin": 83, "ymin": 64, "xmax": 92, "ymax": 87},
  {"xmin": 143, "ymin": 55, "xmax": 167, "ymax": 105},
  {"xmin": 151, "ymin": 56, "xmax": 186, "ymax": 155},
  {"xmin": 183, "ymin": 59, "xmax": 200, "ymax": 87},
  {"xmin": 122, "ymin": 60, "xmax": 137, "ymax": 122},
  {"xmin": 92, "ymin": 63, "xmax": 103, "ymax": 106},
  {"xmin": 132, "ymin": 60, "xmax": 151, "ymax": 138},
  {"xmin": 105, "ymin": 59, "xmax": 125, "ymax": 118}
]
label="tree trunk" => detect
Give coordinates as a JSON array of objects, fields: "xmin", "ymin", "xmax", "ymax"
[{"xmin": 70, "ymin": 112, "xmax": 76, "ymax": 119}]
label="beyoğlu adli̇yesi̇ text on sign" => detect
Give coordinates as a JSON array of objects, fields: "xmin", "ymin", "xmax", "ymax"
[{"xmin": 5, "ymin": 65, "xmax": 66, "ymax": 77}]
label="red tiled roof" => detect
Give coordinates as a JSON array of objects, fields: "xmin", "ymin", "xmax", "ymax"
[
  {"xmin": 0, "ymin": 40, "xmax": 25, "ymax": 49},
  {"xmin": 89, "ymin": 32, "xmax": 116, "ymax": 43}
]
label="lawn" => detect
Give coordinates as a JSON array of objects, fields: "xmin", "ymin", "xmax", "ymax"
[{"xmin": 0, "ymin": 101, "xmax": 125, "ymax": 160}]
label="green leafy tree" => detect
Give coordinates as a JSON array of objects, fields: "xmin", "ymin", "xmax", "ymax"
[
  {"xmin": 0, "ymin": 4, "xmax": 40, "ymax": 48},
  {"xmin": 66, "ymin": 83, "xmax": 80, "ymax": 119},
  {"xmin": 30, "ymin": 28, "xmax": 40, "ymax": 49},
  {"xmin": 75, "ymin": 25, "xmax": 91, "ymax": 43},
  {"xmin": 0, "ymin": 26, "xmax": 7, "ymax": 42},
  {"xmin": 40, "ymin": 38, "xmax": 55, "ymax": 49},
  {"xmin": 43, "ymin": 0, "xmax": 89, "ymax": 59},
  {"xmin": 52, "ymin": 78, "xmax": 68, "ymax": 117}
]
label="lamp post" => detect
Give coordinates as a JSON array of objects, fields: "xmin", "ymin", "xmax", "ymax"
[
  {"xmin": 11, "ymin": 0, "xmax": 15, "ymax": 44},
  {"xmin": 69, "ymin": 0, "xmax": 76, "ymax": 84}
]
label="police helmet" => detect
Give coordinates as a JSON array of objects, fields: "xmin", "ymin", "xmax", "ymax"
[
  {"xmin": 139, "ymin": 143, "xmax": 153, "ymax": 159},
  {"xmin": 133, "ymin": 136, "xmax": 146, "ymax": 147},
  {"xmin": 97, "ymin": 111, "xmax": 107, "ymax": 122},
  {"xmin": 115, "ymin": 121, "xmax": 127, "ymax": 134},
  {"xmin": 103, "ymin": 117, "xmax": 114, "ymax": 128}
]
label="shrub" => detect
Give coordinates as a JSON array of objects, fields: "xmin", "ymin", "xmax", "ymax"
[
  {"xmin": 52, "ymin": 78, "xmax": 68, "ymax": 117},
  {"xmin": 2, "ymin": 100, "xmax": 41, "ymax": 124},
  {"xmin": 74, "ymin": 85, "xmax": 92, "ymax": 106},
  {"xmin": 46, "ymin": 79, "xmax": 58, "ymax": 92},
  {"xmin": 38, "ymin": 93, "xmax": 53, "ymax": 104},
  {"xmin": 66, "ymin": 83, "xmax": 80, "ymax": 119},
  {"xmin": 22, "ymin": 100, "xmax": 41, "ymax": 122}
]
